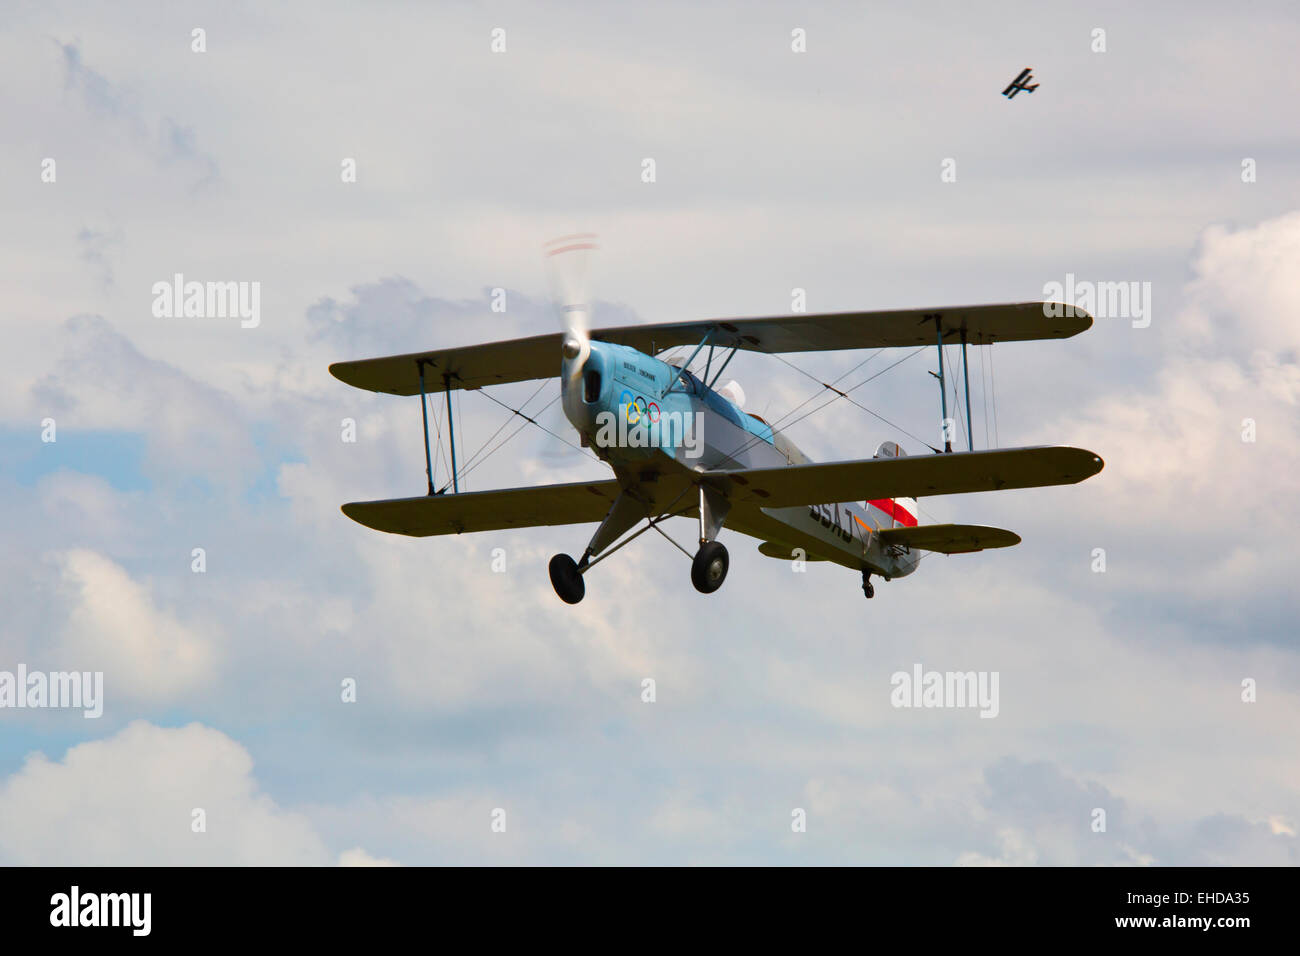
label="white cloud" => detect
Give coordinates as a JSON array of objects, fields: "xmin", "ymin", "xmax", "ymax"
[
  {"xmin": 0, "ymin": 721, "xmax": 328, "ymax": 865},
  {"xmin": 955, "ymin": 828, "xmax": 1040, "ymax": 867},
  {"xmin": 1053, "ymin": 212, "xmax": 1300, "ymax": 610},
  {"xmin": 31, "ymin": 316, "xmax": 262, "ymax": 492},
  {"xmin": 338, "ymin": 847, "xmax": 400, "ymax": 866},
  {"xmin": 55, "ymin": 549, "xmax": 216, "ymax": 704},
  {"xmin": 1181, "ymin": 211, "xmax": 1300, "ymax": 356}
]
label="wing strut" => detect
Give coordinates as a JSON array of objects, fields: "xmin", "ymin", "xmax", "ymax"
[
  {"xmin": 444, "ymin": 372, "xmax": 459, "ymax": 493},
  {"xmin": 931, "ymin": 314, "xmax": 952, "ymax": 453},
  {"xmin": 417, "ymin": 359, "xmax": 460, "ymax": 495},
  {"xmin": 666, "ymin": 327, "xmax": 715, "ymax": 394},
  {"xmin": 931, "ymin": 316, "xmax": 980, "ymax": 453},
  {"xmin": 706, "ymin": 343, "xmax": 739, "ymax": 391},
  {"xmin": 699, "ymin": 337, "xmax": 740, "ymax": 392},
  {"xmin": 418, "ymin": 359, "xmax": 435, "ymax": 496},
  {"xmin": 961, "ymin": 328, "xmax": 974, "ymax": 452}
]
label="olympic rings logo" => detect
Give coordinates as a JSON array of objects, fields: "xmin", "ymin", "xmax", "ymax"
[{"xmin": 618, "ymin": 389, "xmax": 659, "ymax": 425}]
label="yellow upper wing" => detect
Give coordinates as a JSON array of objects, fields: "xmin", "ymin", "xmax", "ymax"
[{"xmin": 329, "ymin": 302, "xmax": 1091, "ymax": 396}]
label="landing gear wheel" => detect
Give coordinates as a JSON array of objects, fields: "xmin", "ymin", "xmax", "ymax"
[
  {"xmin": 691, "ymin": 541, "xmax": 729, "ymax": 594},
  {"xmin": 862, "ymin": 572, "xmax": 875, "ymax": 599},
  {"xmin": 549, "ymin": 554, "xmax": 586, "ymax": 605}
]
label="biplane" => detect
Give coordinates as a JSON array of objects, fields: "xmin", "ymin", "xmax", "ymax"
[{"xmin": 330, "ymin": 237, "xmax": 1103, "ymax": 604}]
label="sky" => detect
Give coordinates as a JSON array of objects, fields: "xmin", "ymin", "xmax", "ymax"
[{"xmin": 1, "ymin": 0, "xmax": 1298, "ymax": 865}]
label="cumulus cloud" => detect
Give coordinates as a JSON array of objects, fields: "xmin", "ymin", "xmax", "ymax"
[
  {"xmin": 0, "ymin": 721, "xmax": 328, "ymax": 865},
  {"xmin": 31, "ymin": 315, "xmax": 262, "ymax": 492},
  {"xmin": 338, "ymin": 847, "xmax": 400, "ymax": 866},
  {"xmin": 1050, "ymin": 212, "xmax": 1300, "ymax": 626},
  {"xmin": 955, "ymin": 758, "xmax": 1298, "ymax": 866},
  {"xmin": 54, "ymin": 549, "xmax": 216, "ymax": 705},
  {"xmin": 1181, "ymin": 211, "xmax": 1300, "ymax": 357}
]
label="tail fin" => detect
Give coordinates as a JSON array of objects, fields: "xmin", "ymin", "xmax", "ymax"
[{"xmin": 867, "ymin": 441, "xmax": 918, "ymax": 528}]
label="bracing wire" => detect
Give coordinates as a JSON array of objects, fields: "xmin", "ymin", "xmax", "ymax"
[
  {"xmin": 943, "ymin": 343, "xmax": 967, "ymax": 450},
  {"xmin": 437, "ymin": 333, "xmax": 955, "ymax": 495},
  {"xmin": 447, "ymin": 388, "xmax": 600, "ymax": 493},
  {"xmin": 428, "ymin": 388, "xmax": 448, "ymax": 485},
  {"xmin": 456, "ymin": 378, "xmax": 552, "ymax": 475},
  {"xmin": 717, "ymin": 344, "xmax": 933, "ymax": 464}
]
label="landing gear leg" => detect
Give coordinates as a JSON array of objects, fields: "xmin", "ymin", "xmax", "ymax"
[
  {"xmin": 691, "ymin": 485, "xmax": 731, "ymax": 595},
  {"xmin": 862, "ymin": 570, "xmax": 875, "ymax": 599},
  {"xmin": 549, "ymin": 492, "xmax": 645, "ymax": 605}
]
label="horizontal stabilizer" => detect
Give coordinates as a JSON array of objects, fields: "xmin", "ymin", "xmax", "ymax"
[
  {"xmin": 713, "ymin": 446, "xmax": 1103, "ymax": 507},
  {"xmin": 756, "ymin": 541, "xmax": 828, "ymax": 561},
  {"xmin": 342, "ymin": 479, "xmax": 622, "ymax": 537},
  {"xmin": 330, "ymin": 302, "xmax": 1091, "ymax": 395},
  {"xmin": 878, "ymin": 523, "xmax": 1020, "ymax": 554}
]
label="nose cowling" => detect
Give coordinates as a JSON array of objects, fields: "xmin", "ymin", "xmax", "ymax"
[{"xmin": 561, "ymin": 340, "xmax": 606, "ymax": 434}]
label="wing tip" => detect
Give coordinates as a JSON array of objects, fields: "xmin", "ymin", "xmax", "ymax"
[
  {"xmin": 327, "ymin": 355, "xmax": 427, "ymax": 396},
  {"xmin": 1043, "ymin": 445, "xmax": 1104, "ymax": 481},
  {"xmin": 328, "ymin": 361, "xmax": 366, "ymax": 391},
  {"xmin": 1035, "ymin": 302, "xmax": 1095, "ymax": 335},
  {"xmin": 1068, "ymin": 446, "xmax": 1105, "ymax": 480}
]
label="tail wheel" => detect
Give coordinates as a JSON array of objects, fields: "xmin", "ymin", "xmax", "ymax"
[
  {"xmin": 691, "ymin": 541, "xmax": 729, "ymax": 594},
  {"xmin": 549, "ymin": 554, "xmax": 586, "ymax": 604},
  {"xmin": 862, "ymin": 571, "xmax": 875, "ymax": 599}
]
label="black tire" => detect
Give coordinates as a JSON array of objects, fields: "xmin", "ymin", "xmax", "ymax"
[
  {"xmin": 691, "ymin": 541, "xmax": 729, "ymax": 594},
  {"xmin": 549, "ymin": 554, "xmax": 585, "ymax": 605},
  {"xmin": 863, "ymin": 581, "xmax": 875, "ymax": 599}
]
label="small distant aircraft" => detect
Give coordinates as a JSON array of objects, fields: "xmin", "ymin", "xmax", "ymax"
[
  {"xmin": 330, "ymin": 237, "xmax": 1102, "ymax": 604},
  {"xmin": 1002, "ymin": 67, "xmax": 1038, "ymax": 99}
]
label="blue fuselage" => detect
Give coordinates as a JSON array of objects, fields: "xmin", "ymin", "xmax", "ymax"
[{"xmin": 561, "ymin": 341, "xmax": 920, "ymax": 579}]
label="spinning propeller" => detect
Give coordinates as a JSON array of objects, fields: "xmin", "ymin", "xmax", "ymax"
[{"xmin": 544, "ymin": 233, "xmax": 598, "ymax": 391}]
